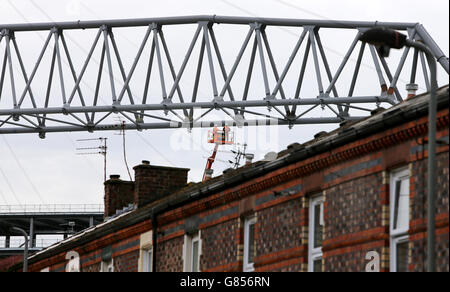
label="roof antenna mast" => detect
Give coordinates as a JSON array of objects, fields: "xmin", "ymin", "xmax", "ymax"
[
  {"xmin": 114, "ymin": 117, "xmax": 133, "ymax": 181},
  {"xmin": 76, "ymin": 137, "xmax": 108, "ymax": 182}
]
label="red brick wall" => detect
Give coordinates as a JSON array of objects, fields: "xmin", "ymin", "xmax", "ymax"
[
  {"xmin": 201, "ymin": 218, "xmax": 239, "ymax": 272},
  {"xmin": 255, "ymin": 198, "xmax": 305, "ymax": 272},
  {"xmin": 410, "ymin": 151, "xmax": 449, "ymax": 272},
  {"xmin": 113, "ymin": 250, "xmax": 139, "ymax": 272},
  {"xmin": 24, "ymin": 221, "xmax": 148, "ymax": 272},
  {"xmin": 78, "ymin": 235, "xmax": 141, "ymax": 272},
  {"xmin": 323, "ymin": 171, "xmax": 387, "ymax": 272},
  {"xmin": 325, "ymin": 172, "xmax": 383, "ymax": 239},
  {"xmin": 0, "ymin": 255, "xmax": 22, "ymax": 272},
  {"xmin": 325, "ymin": 241, "xmax": 386, "ymax": 272},
  {"xmin": 156, "ymin": 236, "xmax": 184, "ymax": 272}
]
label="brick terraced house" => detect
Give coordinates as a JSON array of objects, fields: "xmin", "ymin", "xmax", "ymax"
[{"xmin": 9, "ymin": 86, "xmax": 449, "ymax": 272}]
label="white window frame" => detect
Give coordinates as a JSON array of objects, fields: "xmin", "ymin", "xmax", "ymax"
[
  {"xmin": 138, "ymin": 230, "xmax": 153, "ymax": 272},
  {"xmin": 100, "ymin": 258, "xmax": 114, "ymax": 272},
  {"xmin": 390, "ymin": 168, "xmax": 410, "ymax": 236},
  {"xmin": 183, "ymin": 231, "xmax": 201, "ymax": 272},
  {"xmin": 142, "ymin": 248, "xmax": 153, "ymax": 272},
  {"xmin": 389, "ymin": 168, "xmax": 410, "ymax": 272},
  {"xmin": 308, "ymin": 195, "xmax": 324, "ymax": 272},
  {"xmin": 243, "ymin": 216, "xmax": 256, "ymax": 272},
  {"xmin": 391, "ymin": 235, "xmax": 409, "ymax": 272}
]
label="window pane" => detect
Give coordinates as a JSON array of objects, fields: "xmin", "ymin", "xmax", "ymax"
[
  {"xmin": 396, "ymin": 241, "xmax": 408, "ymax": 272},
  {"xmin": 248, "ymin": 223, "xmax": 255, "ymax": 264},
  {"xmin": 397, "ymin": 179, "xmax": 409, "ymax": 230},
  {"xmin": 192, "ymin": 240, "xmax": 199, "ymax": 272},
  {"xmin": 146, "ymin": 250, "xmax": 152, "ymax": 272},
  {"xmin": 393, "ymin": 178, "xmax": 409, "ymax": 231},
  {"xmin": 314, "ymin": 204, "xmax": 323, "ymax": 248},
  {"xmin": 313, "ymin": 259, "xmax": 322, "ymax": 272}
]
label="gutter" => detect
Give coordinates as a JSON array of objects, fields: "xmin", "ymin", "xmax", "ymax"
[{"xmin": 151, "ymin": 214, "xmax": 158, "ymax": 272}]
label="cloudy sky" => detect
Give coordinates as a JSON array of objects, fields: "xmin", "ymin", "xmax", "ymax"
[{"xmin": 0, "ymin": 0, "xmax": 448, "ymax": 207}]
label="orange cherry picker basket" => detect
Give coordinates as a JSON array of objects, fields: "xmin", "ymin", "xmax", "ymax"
[{"xmin": 203, "ymin": 126, "xmax": 234, "ymax": 181}]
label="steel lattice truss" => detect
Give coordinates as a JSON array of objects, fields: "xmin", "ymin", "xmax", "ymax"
[{"xmin": 0, "ymin": 16, "xmax": 448, "ymax": 137}]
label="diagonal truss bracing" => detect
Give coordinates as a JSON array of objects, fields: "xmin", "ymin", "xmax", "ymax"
[{"xmin": 0, "ymin": 15, "xmax": 448, "ymax": 136}]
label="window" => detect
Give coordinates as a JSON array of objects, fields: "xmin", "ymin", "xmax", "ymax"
[
  {"xmin": 392, "ymin": 236, "xmax": 409, "ymax": 272},
  {"xmin": 100, "ymin": 259, "xmax": 114, "ymax": 272},
  {"xmin": 243, "ymin": 216, "xmax": 256, "ymax": 272},
  {"xmin": 390, "ymin": 168, "xmax": 410, "ymax": 272},
  {"xmin": 139, "ymin": 231, "xmax": 153, "ymax": 272},
  {"xmin": 308, "ymin": 195, "xmax": 324, "ymax": 272},
  {"xmin": 142, "ymin": 248, "xmax": 153, "ymax": 272},
  {"xmin": 183, "ymin": 231, "xmax": 201, "ymax": 272}
]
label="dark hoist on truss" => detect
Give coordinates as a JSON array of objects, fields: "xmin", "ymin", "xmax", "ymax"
[{"xmin": 202, "ymin": 126, "xmax": 234, "ymax": 182}]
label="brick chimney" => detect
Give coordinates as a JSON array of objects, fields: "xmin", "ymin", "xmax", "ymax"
[
  {"xmin": 104, "ymin": 175, "xmax": 135, "ymax": 218},
  {"xmin": 133, "ymin": 161, "xmax": 190, "ymax": 208}
]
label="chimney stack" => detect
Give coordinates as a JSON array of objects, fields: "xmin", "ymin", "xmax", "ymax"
[
  {"xmin": 133, "ymin": 161, "xmax": 189, "ymax": 208},
  {"xmin": 104, "ymin": 175, "xmax": 135, "ymax": 218},
  {"xmin": 104, "ymin": 161, "xmax": 189, "ymax": 217}
]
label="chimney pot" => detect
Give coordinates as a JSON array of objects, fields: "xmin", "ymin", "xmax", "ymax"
[
  {"xmin": 406, "ymin": 83, "xmax": 419, "ymax": 99},
  {"xmin": 141, "ymin": 160, "xmax": 150, "ymax": 165},
  {"xmin": 245, "ymin": 154, "xmax": 255, "ymax": 165},
  {"xmin": 110, "ymin": 174, "xmax": 120, "ymax": 180}
]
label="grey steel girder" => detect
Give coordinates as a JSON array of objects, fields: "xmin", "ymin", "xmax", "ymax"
[{"xmin": 0, "ymin": 15, "xmax": 448, "ymax": 136}]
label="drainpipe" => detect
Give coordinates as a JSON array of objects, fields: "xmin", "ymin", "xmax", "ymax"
[
  {"xmin": 152, "ymin": 213, "xmax": 158, "ymax": 272},
  {"xmin": 403, "ymin": 39, "xmax": 438, "ymax": 272}
]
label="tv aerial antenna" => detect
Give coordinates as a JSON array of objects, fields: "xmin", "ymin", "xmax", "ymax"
[
  {"xmin": 114, "ymin": 116, "xmax": 133, "ymax": 181},
  {"xmin": 76, "ymin": 137, "xmax": 108, "ymax": 182},
  {"xmin": 228, "ymin": 143, "xmax": 248, "ymax": 169}
]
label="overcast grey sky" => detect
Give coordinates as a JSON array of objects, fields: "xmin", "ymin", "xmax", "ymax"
[{"xmin": 0, "ymin": 0, "xmax": 448, "ymax": 207}]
